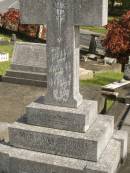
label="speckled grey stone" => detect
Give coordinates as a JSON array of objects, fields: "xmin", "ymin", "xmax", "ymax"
[
  {"xmin": 20, "ymin": 0, "xmax": 108, "ymax": 108},
  {"xmin": 0, "ymin": 151, "xmax": 9, "ymax": 173},
  {"xmin": 26, "ymin": 97, "xmax": 98, "ymax": 132},
  {"xmin": 3, "ymin": 42, "xmax": 47, "ymax": 86},
  {"xmin": 9, "ymin": 115, "xmax": 114, "ymax": 161},
  {"xmin": 0, "ymin": 138, "xmax": 121, "ymax": 173},
  {"xmin": 11, "ymin": 42, "xmax": 47, "ymax": 73},
  {"xmin": 0, "ymin": 0, "xmax": 124, "ymax": 173},
  {"xmin": 113, "ymin": 130, "xmax": 128, "ymax": 161},
  {"xmin": 124, "ymin": 64, "xmax": 130, "ymax": 80},
  {"xmin": 20, "ymin": 0, "xmax": 108, "ymax": 26}
]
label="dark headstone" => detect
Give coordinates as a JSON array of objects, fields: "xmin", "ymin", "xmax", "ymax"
[{"xmin": 124, "ymin": 64, "xmax": 130, "ymax": 80}]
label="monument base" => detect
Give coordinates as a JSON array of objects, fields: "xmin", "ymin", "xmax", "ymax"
[
  {"xmin": 3, "ymin": 69, "xmax": 47, "ymax": 87},
  {"xmin": 26, "ymin": 97, "xmax": 98, "ymax": 132},
  {"xmin": 0, "ymin": 98, "xmax": 127, "ymax": 173},
  {"xmin": 0, "ymin": 134, "xmax": 127, "ymax": 173}
]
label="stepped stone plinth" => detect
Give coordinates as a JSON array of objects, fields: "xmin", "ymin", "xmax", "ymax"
[{"xmin": 0, "ymin": 0, "xmax": 128, "ymax": 173}]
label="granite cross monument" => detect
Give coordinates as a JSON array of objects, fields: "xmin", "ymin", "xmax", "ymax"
[
  {"xmin": 20, "ymin": 0, "xmax": 107, "ymax": 108},
  {"xmin": 0, "ymin": 1, "xmax": 127, "ymax": 173}
]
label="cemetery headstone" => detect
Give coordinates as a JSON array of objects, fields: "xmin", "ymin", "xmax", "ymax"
[
  {"xmin": 10, "ymin": 34, "xmax": 17, "ymax": 44},
  {"xmin": 3, "ymin": 42, "xmax": 47, "ymax": 86},
  {"xmin": 80, "ymin": 30, "xmax": 105, "ymax": 56},
  {"xmin": 89, "ymin": 34, "xmax": 97, "ymax": 54},
  {"xmin": 0, "ymin": 0, "xmax": 127, "ymax": 173},
  {"xmin": 3, "ymin": 41, "xmax": 92, "ymax": 86},
  {"xmin": 104, "ymin": 56, "xmax": 117, "ymax": 65},
  {"xmin": 124, "ymin": 56, "xmax": 130, "ymax": 80}
]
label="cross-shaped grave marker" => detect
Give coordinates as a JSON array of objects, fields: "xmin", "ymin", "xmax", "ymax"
[{"xmin": 20, "ymin": 0, "xmax": 108, "ymax": 108}]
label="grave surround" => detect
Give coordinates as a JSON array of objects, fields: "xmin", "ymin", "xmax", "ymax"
[{"xmin": 0, "ymin": 0, "xmax": 128, "ymax": 173}]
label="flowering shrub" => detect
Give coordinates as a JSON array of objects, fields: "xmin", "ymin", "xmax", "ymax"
[
  {"xmin": 103, "ymin": 11, "xmax": 130, "ymax": 70},
  {"xmin": 0, "ymin": 8, "xmax": 46, "ymax": 40},
  {"xmin": 103, "ymin": 11, "xmax": 130, "ymax": 56}
]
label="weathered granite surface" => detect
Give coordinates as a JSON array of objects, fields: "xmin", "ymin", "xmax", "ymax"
[
  {"xmin": 20, "ymin": 0, "xmax": 108, "ymax": 108},
  {"xmin": 0, "ymin": 0, "xmax": 126, "ymax": 173},
  {"xmin": 3, "ymin": 42, "xmax": 47, "ymax": 86},
  {"xmin": 11, "ymin": 42, "xmax": 46, "ymax": 73},
  {"xmin": 113, "ymin": 130, "xmax": 128, "ymax": 161},
  {"xmin": 26, "ymin": 96, "xmax": 97, "ymax": 132},
  {"xmin": 9, "ymin": 115, "xmax": 113, "ymax": 161},
  {"xmin": 124, "ymin": 64, "xmax": 130, "ymax": 80},
  {"xmin": 0, "ymin": 138, "xmax": 121, "ymax": 173}
]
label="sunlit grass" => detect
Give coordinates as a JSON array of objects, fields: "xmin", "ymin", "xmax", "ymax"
[
  {"xmin": 0, "ymin": 45, "xmax": 14, "ymax": 57},
  {"xmin": 0, "ymin": 61, "xmax": 11, "ymax": 75},
  {"xmin": 81, "ymin": 26, "xmax": 107, "ymax": 34},
  {"xmin": 80, "ymin": 71, "xmax": 123, "ymax": 86}
]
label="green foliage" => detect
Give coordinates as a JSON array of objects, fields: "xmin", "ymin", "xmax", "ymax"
[
  {"xmin": 107, "ymin": 99, "xmax": 114, "ymax": 110},
  {"xmin": 123, "ymin": 0, "xmax": 130, "ymax": 10},
  {"xmin": 0, "ymin": 33, "xmax": 14, "ymax": 57},
  {"xmin": 103, "ymin": 11, "xmax": 130, "ymax": 58},
  {"xmin": 0, "ymin": 45, "xmax": 13, "ymax": 58},
  {"xmin": 80, "ymin": 71, "xmax": 123, "ymax": 86}
]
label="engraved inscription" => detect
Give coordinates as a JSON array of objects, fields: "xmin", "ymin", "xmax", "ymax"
[
  {"xmin": 49, "ymin": 47, "xmax": 71, "ymax": 102},
  {"xmin": 11, "ymin": 129, "xmax": 87, "ymax": 158}
]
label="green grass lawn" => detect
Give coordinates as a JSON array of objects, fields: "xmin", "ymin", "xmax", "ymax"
[
  {"xmin": 0, "ymin": 33, "xmax": 14, "ymax": 57},
  {"xmin": 0, "ymin": 61, "xmax": 11, "ymax": 75},
  {"xmin": 0, "ymin": 33, "xmax": 11, "ymax": 41},
  {"xmin": 0, "ymin": 45, "xmax": 14, "ymax": 76},
  {"xmin": 81, "ymin": 26, "xmax": 107, "ymax": 34},
  {"xmin": 80, "ymin": 71, "xmax": 123, "ymax": 86},
  {"xmin": 0, "ymin": 45, "xmax": 14, "ymax": 57},
  {"xmin": 0, "ymin": 33, "xmax": 14, "ymax": 75},
  {"xmin": 81, "ymin": 16, "xmax": 119, "ymax": 34}
]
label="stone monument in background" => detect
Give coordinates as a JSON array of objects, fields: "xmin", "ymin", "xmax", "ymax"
[
  {"xmin": 124, "ymin": 56, "xmax": 130, "ymax": 80},
  {"xmin": 3, "ymin": 42, "xmax": 47, "ymax": 86},
  {"xmin": 0, "ymin": 0, "xmax": 128, "ymax": 173}
]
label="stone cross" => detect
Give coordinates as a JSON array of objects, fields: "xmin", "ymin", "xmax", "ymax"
[{"xmin": 20, "ymin": 0, "xmax": 108, "ymax": 108}]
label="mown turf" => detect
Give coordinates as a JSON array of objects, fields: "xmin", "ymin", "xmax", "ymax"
[
  {"xmin": 80, "ymin": 71, "xmax": 123, "ymax": 86},
  {"xmin": 0, "ymin": 61, "xmax": 11, "ymax": 75}
]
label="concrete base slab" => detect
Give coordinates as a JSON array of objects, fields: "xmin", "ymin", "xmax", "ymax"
[
  {"xmin": 5, "ymin": 70, "xmax": 47, "ymax": 81},
  {"xmin": 3, "ymin": 69, "xmax": 47, "ymax": 87},
  {"xmin": 80, "ymin": 68, "xmax": 93, "ymax": 80},
  {"xmin": 0, "ymin": 122, "xmax": 10, "ymax": 142},
  {"xmin": 0, "ymin": 138, "xmax": 121, "ymax": 173},
  {"xmin": 113, "ymin": 130, "xmax": 128, "ymax": 162}
]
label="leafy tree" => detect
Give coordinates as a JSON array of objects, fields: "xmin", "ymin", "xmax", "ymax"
[
  {"xmin": 0, "ymin": 8, "xmax": 46, "ymax": 40},
  {"xmin": 103, "ymin": 10, "xmax": 130, "ymax": 71}
]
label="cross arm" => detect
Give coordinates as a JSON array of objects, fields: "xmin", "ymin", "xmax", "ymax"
[
  {"xmin": 74, "ymin": 0, "xmax": 108, "ymax": 26},
  {"xmin": 19, "ymin": 0, "xmax": 46, "ymax": 24}
]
